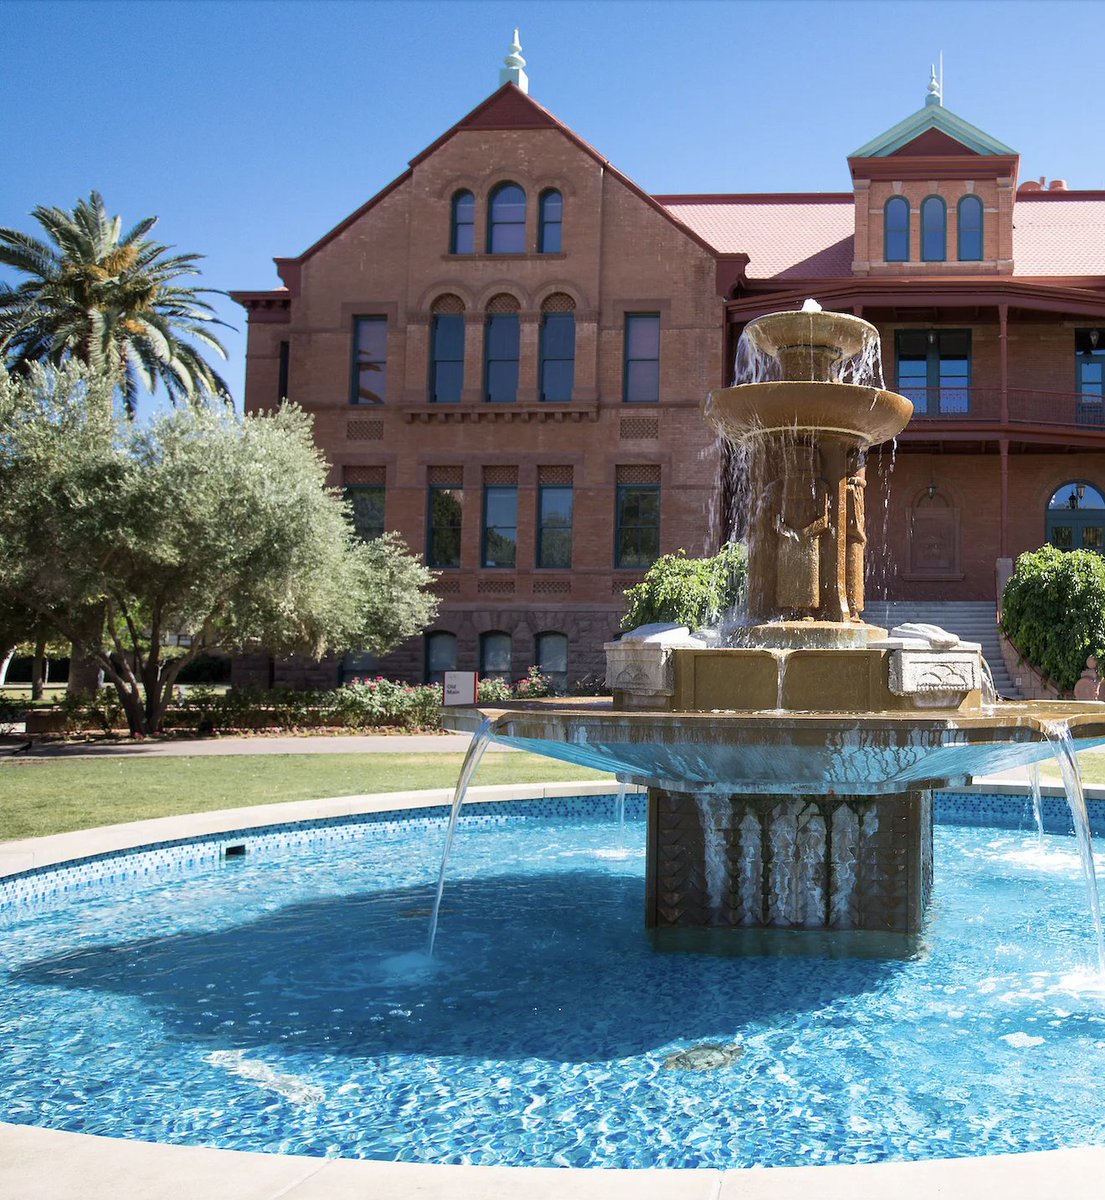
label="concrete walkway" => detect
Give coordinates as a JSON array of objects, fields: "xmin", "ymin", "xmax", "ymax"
[{"xmin": 0, "ymin": 730, "xmax": 515, "ymax": 759}]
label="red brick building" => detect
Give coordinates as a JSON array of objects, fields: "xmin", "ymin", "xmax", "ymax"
[{"xmin": 233, "ymin": 69, "xmax": 1105, "ymax": 690}]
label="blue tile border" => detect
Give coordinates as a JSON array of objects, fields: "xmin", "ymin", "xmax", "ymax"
[{"xmin": 1, "ymin": 787, "xmax": 1101, "ymax": 914}]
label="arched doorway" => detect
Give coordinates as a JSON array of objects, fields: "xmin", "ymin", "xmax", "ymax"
[{"xmin": 1046, "ymin": 482, "xmax": 1105, "ymax": 551}]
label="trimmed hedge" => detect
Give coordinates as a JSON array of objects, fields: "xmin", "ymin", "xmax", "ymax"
[{"xmin": 1000, "ymin": 545, "xmax": 1105, "ymax": 692}]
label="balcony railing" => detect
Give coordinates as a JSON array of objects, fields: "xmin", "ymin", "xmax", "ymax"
[{"xmin": 899, "ymin": 388, "xmax": 1105, "ymax": 431}]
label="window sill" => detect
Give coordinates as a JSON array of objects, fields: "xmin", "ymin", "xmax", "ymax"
[
  {"xmin": 442, "ymin": 252, "xmax": 567, "ymax": 262},
  {"xmin": 403, "ymin": 401, "xmax": 599, "ymax": 424}
]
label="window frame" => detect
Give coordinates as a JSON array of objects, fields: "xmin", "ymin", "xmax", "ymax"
[
  {"xmin": 957, "ymin": 194, "xmax": 984, "ymax": 262},
  {"xmin": 484, "ymin": 311, "xmax": 520, "ymax": 403},
  {"xmin": 539, "ymin": 311, "xmax": 575, "ymax": 402},
  {"xmin": 425, "ymin": 631, "xmax": 458, "ymax": 686},
  {"xmin": 450, "ymin": 190, "xmax": 475, "ymax": 255},
  {"xmin": 895, "ymin": 329, "xmax": 972, "ymax": 415},
  {"xmin": 430, "ymin": 312, "xmax": 465, "ymax": 403},
  {"xmin": 479, "ymin": 631, "xmax": 512, "ymax": 681},
  {"xmin": 538, "ymin": 189, "xmax": 563, "ymax": 253},
  {"xmin": 535, "ymin": 631, "xmax": 569, "ymax": 694},
  {"xmin": 623, "ymin": 313, "xmax": 661, "ymax": 404},
  {"xmin": 344, "ymin": 484, "xmax": 386, "ymax": 542},
  {"xmin": 487, "ymin": 182, "xmax": 527, "ymax": 254},
  {"xmin": 536, "ymin": 483, "xmax": 573, "ymax": 569},
  {"xmin": 350, "ymin": 315, "xmax": 387, "ymax": 405},
  {"xmin": 920, "ymin": 195, "xmax": 947, "ymax": 263},
  {"xmin": 884, "ymin": 196, "xmax": 910, "ymax": 262},
  {"xmin": 615, "ymin": 482, "xmax": 661, "ymax": 568},
  {"xmin": 481, "ymin": 484, "xmax": 518, "ymax": 568},
  {"xmin": 426, "ymin": 483, "xmax": 463, "ymax": 569}
]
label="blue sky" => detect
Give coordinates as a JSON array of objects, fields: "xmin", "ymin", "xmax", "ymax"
[{"xmin": 2, "ymin": 0, "xmax": 1097, "ymax": 409}]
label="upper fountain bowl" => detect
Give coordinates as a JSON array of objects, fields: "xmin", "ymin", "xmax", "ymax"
[{"xmin": 743, "ymin": 308, "xmax": 877, "ymax": 381}]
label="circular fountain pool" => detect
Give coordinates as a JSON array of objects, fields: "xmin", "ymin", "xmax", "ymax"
[{"xmin": 2, "ymin": 796, "xmax": 1105, "ymax": 1169}]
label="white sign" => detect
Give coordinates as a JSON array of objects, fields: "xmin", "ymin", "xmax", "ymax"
[{"xmin": 442, "ymin": 671, "xmax": 479, "ymax": 706}]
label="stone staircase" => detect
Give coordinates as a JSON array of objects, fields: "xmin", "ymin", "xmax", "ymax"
[{"xmin": 861, "ymin": 600, "xmax": 1020, "ymax": 699}]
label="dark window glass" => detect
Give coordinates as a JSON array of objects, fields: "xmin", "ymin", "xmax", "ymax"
[
  {"xmin": 536, "ymin": 632, "xmax": 568, "ymax": 694},
  {"xmin": 538, "ymin": 190, "xmax": 563, "ymax": 253},
  {"xmin": 431, "ymin": 314, "xmax": 465, "ymax": 403},
  {"xmin": 345, "ymin": 485, "xmax": 385, "ymax": 541},
  {"xmin": 885, "ymin": 196, "xmax": 910, "ymax": 262},
  {"xmin": 1076, "ymin": 330, "xmax": 1105, "ymax": 424},
  {"xmin": 616, "ymin": 483, "xmax": 661, "ymax": 568},
  {"xmin": 537, "ymin": 485, "xmax": 573, "ymax": 568},
  {"xmin": 425, "ymin": 632, "xmax": 457, "ymax": 685},
  {"xmin": 342, "ymin": 649, "xmax": 380, "ymax": 684},
  {"xmin": 351, "ymin": 316, "xmax": 387, "ymax": 404},
  {"xmin": 488, "ymin": 183, "xmax": 526, "ymax": 253},
  {"xmin": 485, "ymin": 313, "xmax": 520, "ymax": 402},
  {"xmin": 451, "ymin": 191, "xmax": 475, "ymax": 254},
  {"xmin": 957, "ymin": 195, "xmax": 983, "ymax": 261},
  {"xmin": 921, "ymin": 196, "xmax": 946, "ymax": 262},
  {"xmin": 540, "ymin": 313, "xmax": 575, "ymax": 402},
  {"xmin": 624, "ymin": 313, "xmax": 661, "ymax": 403},
  {"xmin": 480, "ymin": 631, "xmax": 512, "ymax": 680},
  {"xmin": 482, "ymin": 485, "xmax": 518, "ymax": 567},
  {"xmin": 896, "ymin": 330, "xmax": 971, "ymax": 415},
  {"xmin": 427, "ymin": 485, "xmax": 463, "ymax": 568}
]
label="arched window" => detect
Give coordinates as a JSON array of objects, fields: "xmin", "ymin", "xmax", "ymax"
[
  {"xmin": 1047, "ymin": 482, "xmax": 1105, "ymax": 552},
  {"xmin": 535, "ymin": 632, "xmax": 569, "ymax": 694},
  {"xmin": 450, "ymin": 191, "xmax": 475, "ymax": 255},
  {"xmin": 539, "ymin": 293, "xmax": 575, "ymax": 402},
  {"xmin": 485, "ymin": 294, "xmax": 520, "ymax": 403},
  {"xmin": 479, "ymin": 631, "xmax": 512, "ymax": 680},
  {"xmin": 425, "ymin": 631, "xmax": 457, "ymax": 685},
  {"xmin": 538, "ymin": 189, "xmax": 563, "ymax": 253},
  {"xmin": 921, "ymin": 196, "xmax": 947, "ymax": 262},
  {"xmin": 957, "ymin": 195, "xmax": 983, "ymax": 261},
  {"xmin": 430, "ymin": 294, "xmax": 465, "ymax": 403},
  {"xmin": 885, "ymin": 196, "xmax": 910, "ymax": 262},
  {"xmin": 487, "ymin": 182, "xmax": 526, "ymax": 253}
]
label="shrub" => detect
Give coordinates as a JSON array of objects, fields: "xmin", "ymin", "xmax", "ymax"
[
  {"xmin": 477, "ymin": 677, "xmax": 514, "ymax": 703},
  {"xmin": 621, "ymin": 541, "xmax": 747, "ymax": 631},
  {"xmin": 1001, "ymin": 545, "xmax": 1105, "ymax": 692},
  {"xmin": 0, "ymin": 693, "xmax": 21, "ymax": 735},
  {"xmin": 513, "ymin": 666, "xmax": 552, "ymax": 699}
]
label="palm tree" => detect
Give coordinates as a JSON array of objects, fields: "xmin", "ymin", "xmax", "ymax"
[{"xmin": 0, "ymin": 191, "xmax": 231, "ymax": 415}]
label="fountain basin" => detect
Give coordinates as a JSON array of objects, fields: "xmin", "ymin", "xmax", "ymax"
[{"xmin": 441, "ymin": 699, "xmax": 1105, "ymax": 797}]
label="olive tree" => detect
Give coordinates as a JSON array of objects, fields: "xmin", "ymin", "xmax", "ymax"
[{"xmin": 0, "ymin": 363, "xmax": 438, "ymax": 734}]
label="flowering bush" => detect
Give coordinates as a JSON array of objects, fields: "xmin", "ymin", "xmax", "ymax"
[
  {"xmin": 513, "ymin": 665, "xmax": 552, "ymax": 698},
  {"xmin": 477, "ymin": 676, "xmax": 514, "ymax": 703}
]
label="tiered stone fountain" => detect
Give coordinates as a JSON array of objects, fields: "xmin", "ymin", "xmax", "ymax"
[{"xmin": 444, "ymin": 305, "xmax": 1105, "ymax": 950}]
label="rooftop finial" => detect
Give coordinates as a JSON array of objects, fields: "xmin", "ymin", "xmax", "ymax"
[
  {"xmin": 500, "ymin": 29, "xmax": 529, "ymax": 94},
  {"xmin": 925, "ymin": 63, "xmax": 942, "ymax": 107}
]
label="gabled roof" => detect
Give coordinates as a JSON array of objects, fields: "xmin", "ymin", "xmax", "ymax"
[
  {"xmin": 850, "ymin": 99, "xmax": 1017, "ymax": 159},
  {"xmin": 267, "ymin": 83, "xmax": 720, "ymax": 291}
]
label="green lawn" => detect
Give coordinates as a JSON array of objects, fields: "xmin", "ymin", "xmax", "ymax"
[{"xmin": 0, "ymin": 753, "xmax": 613, "ymax": 841}]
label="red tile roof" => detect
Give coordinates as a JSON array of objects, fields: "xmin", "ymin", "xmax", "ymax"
[{"xmin": 657, "ymin": 192, "xmax": 1105, "ymax": 280}]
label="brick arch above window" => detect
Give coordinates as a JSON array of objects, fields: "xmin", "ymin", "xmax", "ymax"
[
  {"xmin": 486, "ymin": 292, "xmax": 522, "ymax": 314},
  {"xmin": 431, "ymin": 293, "xmax": 465, "ymax": 315},
  {"xmin": 541, "ymin": 292, "xmax": 576, "ymax": 313},
  {"xmin": 414, "ymin": 281, "xmax": 478, "ymax": 312}
]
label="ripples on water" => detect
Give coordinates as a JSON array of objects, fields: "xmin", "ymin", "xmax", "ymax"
[{"xmin": 2, "ymin": 812, "xmax": 1105, "ymax": 1168}]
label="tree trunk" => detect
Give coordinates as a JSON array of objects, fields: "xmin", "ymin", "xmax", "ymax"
[
  {"xmin": 31, "ymin": 635, "xmax": 48, "ymax": 701},
  {"xmin": 67, "ymin": 604, "xmax": 106, "ymax": 697},
  {"xmin": 0, "ymin": 647, "xmax": 13, "ymax": 687}
]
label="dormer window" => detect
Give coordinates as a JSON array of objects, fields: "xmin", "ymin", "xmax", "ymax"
[
  {"xmin": 885, "ymin": 197, "xmax": 910, "ymax": 262},
  {"xmin": 921, "ymin": 196, "xmax": 947, "ymax": 262},
  {"xmin": 488, "ymin": 182, "xmax": 526, "ymax": 253},
  {"xmin": 957, "ymin": 195, "xmax": 983, "ymax": 261}
]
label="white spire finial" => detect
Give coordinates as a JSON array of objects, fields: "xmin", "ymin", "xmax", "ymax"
[
  {"xmin": 500, "ymin": 29, "xmax": 529, "ymax": 94},
  {"xmin": 925, "ymin": 63, "xmax": 942, "ymax": 106}
]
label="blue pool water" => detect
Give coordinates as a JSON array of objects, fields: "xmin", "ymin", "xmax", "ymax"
[{"xmin": 3, "ymin": 805, "xmax": 1105, "ymax": 1168}]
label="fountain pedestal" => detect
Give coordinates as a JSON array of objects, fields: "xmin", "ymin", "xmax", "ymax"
[{"xmin": 646, "ymin": 788, "xmax": 933, "ymax": 936}]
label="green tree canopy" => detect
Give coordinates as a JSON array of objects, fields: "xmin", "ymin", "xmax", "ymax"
[
  {"xmin": 0, "ymin": 363, "xmax": 439, "ymax": 734},
  {"xmin": 1001, "ymin": 544, "xmax": 1105, "ymax": 692},
  {"xmin": 0, "ymin": 191, "xmax": 230, "ymax": 415}
]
